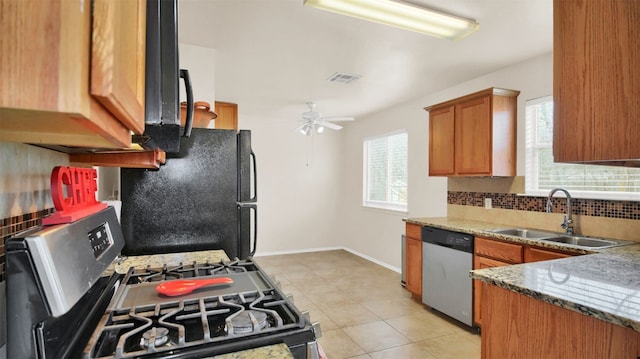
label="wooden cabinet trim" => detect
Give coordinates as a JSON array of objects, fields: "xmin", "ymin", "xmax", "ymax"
[
  {"xmin": 405, "ymin": 235, "xmax": 422, "ymax": 297},
  {"xmin": 70, "ymin": 148, "xmax": 166, "ymax": 169},
  {"xmin": 405, "ymin": 223, "xmax": 422, "ymax": 239},
  {"xmin": 424, "ymin": 87, "xmax": 520, "ymax": 112}
]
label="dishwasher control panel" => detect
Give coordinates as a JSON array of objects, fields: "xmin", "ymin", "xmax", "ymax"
[{"xmin": 422, "ymin": 226, "xmax": 473, "ymax": 253}]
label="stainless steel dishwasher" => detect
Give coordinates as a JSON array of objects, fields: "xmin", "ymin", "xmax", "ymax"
[{"xmin": 422, "ymin": 226, "xmax": 474, "ymax": 327}]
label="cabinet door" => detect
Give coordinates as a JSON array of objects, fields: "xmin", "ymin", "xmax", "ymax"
[
  {"xmin": 553, "ymin": 0, "xmax": 640, "ymax": 163},
  {"xmin": 473, "ymin": 255, "xmax": 511, "ymax": 327},
  {"xmin": 455, "ymin": 96, "xmax": 492, "ymax": 175},
  {"xmin": 524, "ymin": 247, "xmax": 573, "ymax": 263},
  {"xmin": 215, "ymin": 102, "xmax": 238, "ymax": 130},
  {"xmin": 91, "ymin": 0, "xmax": 146, "ymax": 135},
  {"xmin": 0, "ymin": 0, "xmax": 131, "ymax": 148},
  {"xmin": 429, "ymin": 106, "xmax": 455, "ymax": 176}
]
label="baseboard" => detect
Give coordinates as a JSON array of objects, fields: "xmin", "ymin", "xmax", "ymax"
[{"xmin": 254, "ymin": 246, "xmax": 401, "ymax": 274}]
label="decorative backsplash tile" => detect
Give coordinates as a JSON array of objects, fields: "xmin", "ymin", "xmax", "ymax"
[
  {"xmin": 448, "ymin": 191, "xmax": 640, "ymax": 220},
  {"xmin": 0, "ymin": 208, "xmax": 54, "ymax": 282}
]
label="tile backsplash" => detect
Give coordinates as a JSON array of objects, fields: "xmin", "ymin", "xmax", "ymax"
[
  {"xmin": 448, "ymin": 191, "xmax": 640, "ymax": 220},
  {"xmin": 0, "ymin": 142, "xmax": 69, "ymax": 280},
  {"xmin": 448, "ymin": 191, "xmax": 640, "ymax": 241}
]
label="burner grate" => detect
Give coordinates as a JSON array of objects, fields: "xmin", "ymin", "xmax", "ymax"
[
  {"xmin": 125, "ymin": 259, "xmax": 256, "ymax": 284},
  {"xmin": 84, "ymin": 290, "xmax": 303, "ymax": 358}
]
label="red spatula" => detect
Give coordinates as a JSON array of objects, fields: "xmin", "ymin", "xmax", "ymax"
[{"xmin": 155, "ymin": 277, "xmax": 234, "ymax": 297}]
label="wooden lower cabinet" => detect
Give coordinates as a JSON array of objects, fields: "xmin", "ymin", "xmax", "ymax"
[
  {"xmin": 473, "ymin": 237, "xmax": 577, "ymax": 326},
  {"xmin": 473, "ymin": 256, "xmax": 511, "ymax": 327},
  {"xmin": 473, "ymin": 237, "xmax": 523, "ymax": 326},
  {"xmin": 405, "ymin": 223, "xmax": 422, "ymax": 298},
  {"xmin": 481, "ymin": 284, "xmax": 640, "ymax": 358}
]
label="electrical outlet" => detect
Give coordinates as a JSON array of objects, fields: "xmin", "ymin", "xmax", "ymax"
[{"xmin": 484, "ymin": 198, "xmax": 492, "ymax": 209}]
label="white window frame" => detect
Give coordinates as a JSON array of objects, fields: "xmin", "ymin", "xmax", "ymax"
[
  {"xmin": 362, "ymin": 130, "xmax": 408, "ymax": 212},
  {"xmin": 525, "ymin": 96, "xmax": 640, "ymax": 201}
]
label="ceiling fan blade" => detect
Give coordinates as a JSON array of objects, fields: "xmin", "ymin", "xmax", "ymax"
[
  {"xmin": 321, "ymin": 116, "xmax": 354, "ymax": 122},
  {"xmin": 316, "ymin": 120, "xmax": 343, "ymax": 130}
]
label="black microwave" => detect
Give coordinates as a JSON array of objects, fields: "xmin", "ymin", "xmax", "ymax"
[{"xmin": 137, "ymin": 0, "xmax": 193, "ymax": 153}]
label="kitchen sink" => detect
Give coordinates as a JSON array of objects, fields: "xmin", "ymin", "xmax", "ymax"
[
  {"xmin": 488, "ymin": 227, "xmax": 622, "ymax": 248},
  {"xmin": 541, "ymin": 236, "xmax": 619, "ymax": 248},
  {"xmin": 489, "ymin": 228, "xmax": 558, "ymax": 239}
]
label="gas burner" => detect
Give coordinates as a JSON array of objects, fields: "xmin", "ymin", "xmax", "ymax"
[
  {"xmin": 124, "ymin": 259, "xmax": 259, "ymax": 284},
  {"xmin": 140, "ymin": 327, "xmax": 170, "ymax": 349},
  {"xmin": 227, "ymin": 310, "xmax": 269, "ymax": 334}
]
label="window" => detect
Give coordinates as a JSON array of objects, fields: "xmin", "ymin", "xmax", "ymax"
[
  {"xmin": 525, "ymin": 96, "xmax": 640, "ymax": 200},
  {"xmin": 363, "ymin": 130, "xmax": 408, "ymax": 211}
]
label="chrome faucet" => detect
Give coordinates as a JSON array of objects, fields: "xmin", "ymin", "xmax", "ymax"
[{"xmin": 546, "ymin": 188, "xmax": 574, "ymax": 235}]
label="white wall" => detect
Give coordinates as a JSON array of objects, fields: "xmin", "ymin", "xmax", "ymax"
[
  {"xmin": 241, "ymin": 111, "xmax": 345, "ymax": 255},
  {"xmin": 179, "ymin": 43, "xmax": 216, "ymax": 107},
  {"xmin": 338, "ymin": 52, "xmax": 553, "ymax": 270},
  {"xmin": 221, "ymin": 52, "xmax": 553, "ymax": 267}
]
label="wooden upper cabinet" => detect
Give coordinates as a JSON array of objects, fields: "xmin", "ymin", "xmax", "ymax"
[
  {"xmin": 0, "ymin": 0, "xmax": 146, "ymax": 149},
  {"xmin": 553, "ymin": 0, "xmax": 640, "ymax": 165},
  {"xmin": 425, "ymin": 87, "xmax": 519, "ymax": 177},
  {"xmin": 214, "ymin": 101, "xmax": 239, "ymax": 130},
  {"xmin": 91, "ymin": 0, "xmax": 146, "ymax": 135}
]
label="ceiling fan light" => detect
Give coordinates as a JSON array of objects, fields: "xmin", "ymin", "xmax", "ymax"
[
  {"xmin": 303, "ymin": 0, "xmax": 479, "ymax": 40},
  {"xmin": 300, "ymin": 124, "xmax": 312, "ymax": 136},
  {"xmin": 316, "ymin": 125, "xmax": 325, "ymax": 134}
]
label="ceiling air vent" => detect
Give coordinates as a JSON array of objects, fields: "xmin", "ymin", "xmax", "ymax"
[{"xmin": 327, "ymin": 72, "xmax": 361, "ymax": 84}]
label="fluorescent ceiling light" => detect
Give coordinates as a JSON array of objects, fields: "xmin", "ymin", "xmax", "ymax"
[{"xmin": 303, "ymin": 0, "xmax": 479, "ymax": 40}]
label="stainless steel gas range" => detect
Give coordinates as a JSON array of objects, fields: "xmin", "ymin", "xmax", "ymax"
[{"xmin": 6, "ymin": 207, "xmax": 321, "ymax": 358}]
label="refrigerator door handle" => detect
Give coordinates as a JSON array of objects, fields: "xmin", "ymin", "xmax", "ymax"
[
  {"xmin": 238, "ymin": 203, "xmax": 257, "ymax": 257},
  {"xmin": 249, "ymin": 150, "xmax": 257, "ymax": 202}
]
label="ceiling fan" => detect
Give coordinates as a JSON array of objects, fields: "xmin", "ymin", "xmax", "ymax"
[{"xmin": 296, "ymin": 102, "xmax": 354, "ymax": 136}]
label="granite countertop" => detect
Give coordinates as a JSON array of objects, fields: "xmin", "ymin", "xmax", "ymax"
[
  {"xmin": 103, "ymin": 249, "xmax": 230, "ymax": 275},
  {"xmin": 210, "ymin": 343, "xmax": 294, "ymax": 359},
  {"xmin": 405, "ymin": 217, "xmax": 637, "ymax": 255},
  {"xmin": 406, "ymin": 217, "xmax": 640, "ymax": 332}
]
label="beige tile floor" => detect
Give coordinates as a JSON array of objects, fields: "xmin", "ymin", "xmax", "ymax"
[{"xmin": 256, "ymin": 250, "xmax": 481, "ymax": 359}]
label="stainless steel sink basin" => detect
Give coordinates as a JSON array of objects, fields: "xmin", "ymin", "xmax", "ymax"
[
  {"xmin": 489, "ymin": 228, "xmax": 558, "ymax": 239},
  {"xmin": 542, "ymin": 236, "xmax": 619, "ymax": 248},
  {"xmin": 488, "ymin": 228, "xmax": 622, "ymax": 248}
]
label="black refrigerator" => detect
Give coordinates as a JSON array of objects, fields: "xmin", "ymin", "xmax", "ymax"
[{"xmin": 120, "ymin": 128, "xmax": 257, "ymax": 259}]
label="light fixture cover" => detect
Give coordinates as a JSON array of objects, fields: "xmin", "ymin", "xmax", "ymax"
[{"xmin": 303, "ymin": 0, "xmax": 479, "ymax": 40}]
